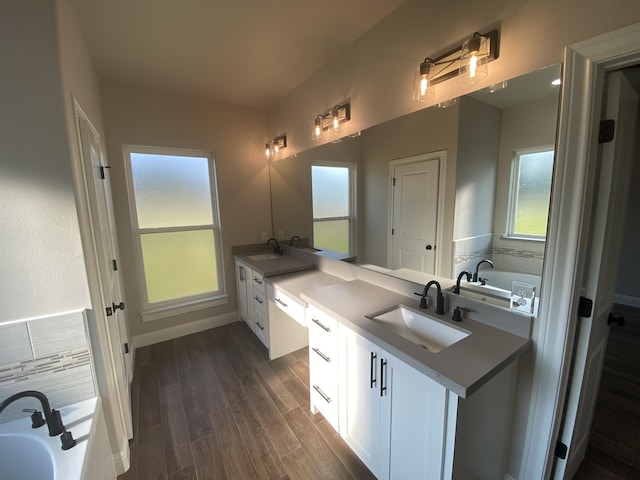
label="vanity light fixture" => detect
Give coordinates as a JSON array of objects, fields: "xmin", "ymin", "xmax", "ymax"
[
  {"xmin": 312, "ymin": 103, "xmax": 350, "ymax": 140},
  {"xmin": 265, "ymin": 135, "xmax": 287, "ymax": 159},
  {"xmin": 414, "ymin": 29, "xmax": 499, "ymax": 101}
]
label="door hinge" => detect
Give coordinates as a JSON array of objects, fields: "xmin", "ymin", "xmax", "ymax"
[
  {"xmin": 577, "ymin": 296, "xmax": 593, "ymax": 318},
  {"xmin": 599, "ymin": 119, "xmax": 615, "ymax": 143},
  {"xmin": 105, "ymin": 306, "xmax": 113, "ymax": 316},
  {"xmin": 391, "ymin": 228, "xmax": 395, "ymax": 235},
  {"xmin": 99, "ymin": 165, "xmax": 111, "ymax": 179},
  {"xmin": 554, "ymin": 440, "xmax": 568, "ymax": 459},
  {"xmin": 112, "ymin": 259, "xmax": 118, "ymax": 271},
  {"xmin": 392, "ymin": 177, "xmax": 396, "ymax": 186},
  {"xmin": 124, "ymin": 342, "xmax": 129, "ymax": 354}
]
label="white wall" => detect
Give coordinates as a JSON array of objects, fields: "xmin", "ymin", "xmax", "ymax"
[
  {"xmin": 0, "ymin": 0, "xmax": 91, "ymax": 322},
  {"xmin": 100, "ymin": 83, "xmax": 270, "ymax": 338}
]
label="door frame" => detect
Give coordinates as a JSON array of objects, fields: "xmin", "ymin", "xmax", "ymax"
[
  {"xmin": 518, "ymin": 22, "xmax": 640, "ymax": 479},
  {"xmin": 387, "ymin": 151, "xmax": 447, "ymax": 276},
  {"xmin": 69, "ymin": 98, "xmax": 132, "ymax": 474}
]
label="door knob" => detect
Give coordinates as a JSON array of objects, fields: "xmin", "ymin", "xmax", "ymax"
[
  {"xmin": 607, "ymin": 313, "xmax": 625, "ymax": 326},
  {"xmin": 113, "ymin": 302, "xmax": 125, "ymax": 311},
  {"xmin": 425, "ymin": 244, "xmax": 433, "ymax": 250}
]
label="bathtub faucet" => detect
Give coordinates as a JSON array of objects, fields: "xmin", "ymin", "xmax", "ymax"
[
  {"xmin": 0, "ymin": 390, "xmax": 66, "ymax": 437},
  {"xmin": 472, "ymin": 259, "xmax": 494, "ymax": 283}
]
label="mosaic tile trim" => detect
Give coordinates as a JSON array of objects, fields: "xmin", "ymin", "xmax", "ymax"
[
  {"xmin": 454, "ymin": 248, "xmax": 493, "ymax": 265},
  {"xmin": 493, "ymin": 246, "xmax": 545, "ymax": 260},
  {"xmin": 0, "ymin": 347, "xmax": 90, "ymax": 387}
]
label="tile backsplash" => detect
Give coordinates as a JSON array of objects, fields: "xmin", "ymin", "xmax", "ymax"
[{"xmin": 0, "ymin": 310, "xmax": 95, "ymax": 423}]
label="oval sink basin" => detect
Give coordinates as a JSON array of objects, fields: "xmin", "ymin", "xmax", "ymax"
[
  {"xmin": 247, "ymin": 253, "xmax": 280, "ymax": 261},
  {"xmin": 366, "ymin": 305, "xmax": 470, "ymax": 352}
]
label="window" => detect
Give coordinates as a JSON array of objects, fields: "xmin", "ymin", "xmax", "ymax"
[
  {"xmin": 124, "ymin": 146, "xmax": 225, "ymax": 318},
  {"xmin": 507, "ymin": 147, "xmax": 554, "ymax": 239},
  {"xmin": 311, "ymin": 163, "xmax": 355, "ymax": 254}
]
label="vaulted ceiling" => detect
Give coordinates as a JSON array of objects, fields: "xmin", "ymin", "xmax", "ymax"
[{"xmin": 71, "ymin": 0, "xmax": 407, "ymax": 109}]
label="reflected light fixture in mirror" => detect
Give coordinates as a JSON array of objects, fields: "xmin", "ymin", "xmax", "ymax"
[
  {"xmin": 414, "ymin": 29, "xmax": 499, "ymax": 100},
  {"xmin": 312, "ymin": 103, "xmax": 350, "ymax": 140}
]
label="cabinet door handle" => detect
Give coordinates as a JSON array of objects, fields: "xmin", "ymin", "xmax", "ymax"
[
  {"xmin": 311, "ymin": 317, "xmax": 331, "ymax": 332},
  {"xmin": 313, "ymin": 385, "xmax": 332, "ymax": 404},
  {"xmin": 256, "ymin": 322, "xmax": 265, "ymax": 331},
  {"xmin": 275, "ymin": 298, "xmax": 288, "ymax": 308},
  {"xmin": 253, "ymin": 277, "xmax": 263, "ymax": 285},
  {"xmin": 239, "ymin": 265, "xmax": 245, "ymax": 281},
  {"xmin": 312, "ymin": 347, "xmax": 331, "ymax": 363},
  {"xmin": 370, "ymin": 352, "xmax": 377, "ymax": 388},
  {"xmin": 254, "ymin": 296, "xmax": 263, "ymax": 304},
  {"xmin": 380, "ymin": 358, "xmax": 387, "ymax": 397}
]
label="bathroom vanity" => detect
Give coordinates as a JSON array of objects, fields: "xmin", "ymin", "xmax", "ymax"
[{"xmin": 234, "ymin": 246, "xmax": 531, "ymax": 479}]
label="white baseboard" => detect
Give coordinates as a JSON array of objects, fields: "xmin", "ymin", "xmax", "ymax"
[
  {"xmin": 614, "ymin": 293, "xmax": 640, "ymax": 309},
  {"xmin": 504, "ymin": 475, "xmax": 517, "ymax": 480},
  {"xmin": 132, "ymin": 311, "xmax": 239, "ymax": 350}
]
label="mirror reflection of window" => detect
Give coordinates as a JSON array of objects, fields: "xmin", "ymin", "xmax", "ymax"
[
  {"xmin": 311, "ymin": 163, "xmax": 355, "ymax": 254},
  {"xmin": 508, "ymin": 148, "xmax": 555, "ymax": 239}
]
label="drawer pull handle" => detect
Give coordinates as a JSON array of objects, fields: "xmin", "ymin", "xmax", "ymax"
[
  {"xmin": 275, "ymin": 298, "xmax": 288, "ymax": 308},
  {"xmin": 256, "ymin": 322, "xmax": 265, "ymax": 331},
  {"xmin": 311, "ymin": 318, "xmax": 331, "ymax": 332},
  {"xmin": 253, "ymin": 277, "xmax": 263, "ymax": 285},
  {"xmin": 254, "ymin": 296, "xmax": 263, "ymax": 304},
  {"xmin": 380, "ymin": 358, "xmax": 387, "ymax": 397},
  {"xmin": 312, "ymin": 347, "xmax": 331, "ymax": 363},
  {"xmin": 313, "ymin": 385, "xmax": 332, "ymax": 404}
]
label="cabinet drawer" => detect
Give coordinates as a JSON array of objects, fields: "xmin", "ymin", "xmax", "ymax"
[
  {"xmin": 254, "ymin": 307, "xmax": 269, "ymax": 347},
  {"xmin": 308, "ymin": 306, "xmax": 338, "ymax": 355},
  {"xmin": 268, "ymin": 284, "xmax": 305, "ymax": 326},
  {"xmin": 253, "ymin": 289, "xmax": 267, "ymax": 311},
  {"xmin": 310, "ymin": 381, "xmax": 338, "ymax": 429},
  {"xmin": 251, "ymin": 271, "xmax": 266, "ymax": 294}
]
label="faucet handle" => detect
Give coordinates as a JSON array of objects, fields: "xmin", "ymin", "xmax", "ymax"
[
  {"xmin": 22, "ymin": 409, "xmax": 45, "ymax": 429},
  {"xmin": 452, "ymin": 306, "xmax": 471, "ymax": 322}
]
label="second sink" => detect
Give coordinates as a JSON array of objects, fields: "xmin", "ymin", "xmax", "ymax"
[
  {"xmin": 366, "ymin": 305, "xmax": 470, "ymax": 352},
  {"xmin": 247, "ymin": 253, "xmax": 280, "ymax": 261}
]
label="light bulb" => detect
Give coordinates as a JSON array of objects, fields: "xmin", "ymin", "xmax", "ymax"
[
  {"xmin": 468, "ymin": 53, "xmax": 479, "ymax": 79},
  {"xmin": 332, "ymin": 107, "xmax": 340, "ymax": 131},
  {"xmin": 460, "ymin": 34, "xmax": 488, "ymax": 84},
  {"xmin": 416, "ymin": 60, "xmax": 435, "ymax": 101},
  {"xmin": 265, "ymin": 142, "xmax": 272, "ymax": 158}
]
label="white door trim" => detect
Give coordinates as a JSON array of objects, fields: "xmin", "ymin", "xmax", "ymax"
[
  {"xmin": 518, "ymin": 22, "xmax": 640, "ymax": 480},
  {"xmin": 387, "ymin": 150, "xmax": 447, "ymax": 277},
  {"xmin": 69, "ymin": 98, "xmax": 131, "ymax": 474}
]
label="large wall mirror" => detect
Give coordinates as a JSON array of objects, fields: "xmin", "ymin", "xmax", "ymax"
[{"xmin": 270, "ymin": 64, "xmax": 561, "ymax": 316}]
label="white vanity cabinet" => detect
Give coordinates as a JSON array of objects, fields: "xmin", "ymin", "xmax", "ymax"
[
  {"xmin": 339, "ymin": 325, "xmax": 448, "ymax": 480},
  {"xmin": 250, "ymin": 269, "xmax": 269, "ymax": 346},
  {"xmin": 307, "ymin": 305, "xmax": 339, "ymax": 430},
  {"xmin": 235, "ymin": 259, "xmax": 253, "ymax": 331}
]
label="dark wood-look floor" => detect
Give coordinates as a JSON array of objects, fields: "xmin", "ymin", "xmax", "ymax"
[
  {"xmin": 117, "ymin": 321, "xmax": 376, "ymax": 480},
  {"xmin": 574, "ymin": 305, "xmax": 640, "ymax": 479}
]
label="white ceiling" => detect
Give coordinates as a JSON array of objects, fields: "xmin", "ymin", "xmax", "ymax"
[{"xmin": 71, "ymin": 0, "xmax": 407, "ymax": 109}]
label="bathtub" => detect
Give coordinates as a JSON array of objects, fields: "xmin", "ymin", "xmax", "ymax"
[
  {"xmin": 0, "ymin": 397, "xmax": 106, "ymax": 480},
  {"xmin": 459, "ymin": 269, "xmax": 541, "ymax": 315},
  {"xmin": 476, "ymin": 269, "xmax": 541, "ymax": 292}
]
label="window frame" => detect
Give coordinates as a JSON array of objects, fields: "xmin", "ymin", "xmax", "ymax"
[
  {"xmin": 311, "ymin": 161, "xmax": 357, "ymax": 255},
  {"xmin": 506, "ymin": 145, "xmax": 555, "ymax": 241},
  {"xmin": 123, "ymin": 145, "xmax": 226, "ymax": 321}
]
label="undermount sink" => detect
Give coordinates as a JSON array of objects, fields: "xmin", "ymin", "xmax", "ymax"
[
  {"xmin": 247, "ymin": 253, "xmax": 280, "ymax": 261},
  {"xmin": 366, "ymin": 305, "xmax": 470, "ymax": 353}
]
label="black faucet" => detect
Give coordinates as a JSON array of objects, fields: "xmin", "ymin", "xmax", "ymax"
[
  {"xmin": 1, "ymin": 390, "xmax": 65, "ymax": 437},
  {"xmin": 289, "ymin": 235, "xmax": 301, "ymax": 246},
  {"xmin": 267, "ymin": 238, "xmax": 283, "ymax": 255},
  {"xmin": 454, "ymin": 271, "xmax": 472, "ymax": 294},
  {"xmin": 472, "ymin": 259, "xmax": 494, "ymax": 283},
  {"xmin": 419, "ymin": 280, "xmax": 445, "ymax": 315}
]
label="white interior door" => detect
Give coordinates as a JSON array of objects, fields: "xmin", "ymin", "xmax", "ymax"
[
  {"xmin": 555, "ymin": 70, "xmax": 638, "ymax": 478},
  {"xmin": 389, "ymin": 157, "xmax": 439, "ymax": 273},
  {"xmin": 75, "ymin": 108, "xmax": 133, "ymax": 438}
]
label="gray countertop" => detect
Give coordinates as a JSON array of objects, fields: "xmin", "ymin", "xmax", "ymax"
[
  {"xmin": 301, "ymin": 279, "xmax": 530, "ymax": 399},
  {"xmin": 235, "ymin": 252, "xmax": 315, "ymax": 277}
]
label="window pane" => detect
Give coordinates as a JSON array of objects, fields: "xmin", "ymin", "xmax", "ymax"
[
  {"xmin": 312, "ymin": 166, "xmax": 349, "ymax": 218},
  {"xmin": 514, "ymin": 151, "xmax": 554, "ymax": 236},
  {"xmin": 130, "ymin": 153, "xmax": 213, "ymax": 228},
  {"xmin": 314, "ymin": 220, "xmax": 350, "ymax": 254},
  {"xmin": 140, "ymin": 230, "xmax": 218, "ymax": 303}
]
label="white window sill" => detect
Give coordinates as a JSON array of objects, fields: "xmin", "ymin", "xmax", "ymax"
[
  {"xmin": 142, "ymin": 295, "xmax": 229, "ymax": 322},
  {"xmin": 500, "ymin": 235, "xmax": 546, "ymax": 243}
]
